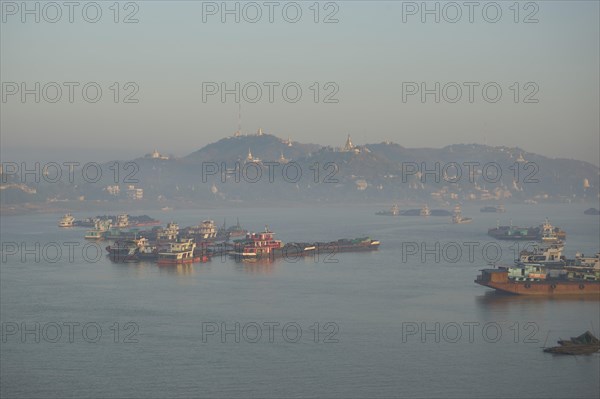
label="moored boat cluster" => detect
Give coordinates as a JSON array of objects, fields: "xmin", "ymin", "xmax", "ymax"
[{"xmin": 61, "ymin": 214, "xmax": 380, "ymax": 265}]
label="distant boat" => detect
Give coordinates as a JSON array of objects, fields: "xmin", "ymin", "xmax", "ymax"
[
  {"xmin": 375, "ymin": 204, "xmax": 400, "ymax": 216},
  {"xmin": 84, "ymin": 219, "xmax": 111, "ymax": 240},
  {"xmin": 156, "ymin": 222, "xmax": 179, "ymax": 243},
  {"xmin": 488, "ymin": 218, "xmax": 566, "ymax": 241},
  {"xmin": 544, "ymin": 331, "xmax": 600, "ymax": 355},
  {"xmin": 399, "ymin": 208, "xmax": 451, "ymax": 217},
  {"xmin": 480, "ymin": 205, "xmax": 505, "ymax": 213},
  {"xmin": 584, "ymin": 208, "xmax": 600, "ymax": 215},
  {"xmin": 228, "ymin": 219, "xmax": 247, "ymax": 238},
  {"xmin": 452, "ymin": 205, "xmax": 472, "ymax": 224},
  {"xmin": 58, "ymin": 214, "xmax": 74, "ymax": 227}
]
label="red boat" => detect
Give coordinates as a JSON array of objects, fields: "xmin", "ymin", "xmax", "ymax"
[{"xmin": 231, "ymin": 226, "xmax": 283, "ymax": 259}]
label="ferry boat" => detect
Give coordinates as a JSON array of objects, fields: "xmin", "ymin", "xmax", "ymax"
[
  {"xmin": 451, "ymin": 205, "xmax": 472, "ymax": 224},
  {"xmin": 376, "ymin": 204, "xmax": 400, "ymax": 216},
  {"xmin": 197, "ymin": 220, "xmax": 217, "ymax": 240},
  {"xmin": 231, "ymin": 226, "xmax": 283, "ymax": 259},
  {"xmin": 480, "ymin": 205, "xmax": 506, "ymax": 213},
  {"xmin": 58, "ymin": 214, "xmax": 75, "ymax": 227},
  {"xmin": 182, "ymin": 220, "xmax": 218, "ymax": 242},
  {"xmin": 157, "ymin": 238, "xmax": 199, "ymax": 265},
  {"xmin": 157, "ymin": 222, "xmax": 179, "ymax": 242},
  {"xmin": 540, "ymin": 218, "xmax": 560, "ymax": 242}
]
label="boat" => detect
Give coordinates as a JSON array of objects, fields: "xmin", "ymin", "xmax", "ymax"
[
  {"xmin": 157, "ymin": 238, "xmax": 199, "ymax": 264},
  {"xmin": 475, "ymin": 252, "xmax": 600, "ymax": 295},
  {"xmin": 84, "ymin": 219, "xmax": 111, "ymax": 240},
  {"xmin": 544, "ymin": 331, "xmax": 600, "ymax": 355},
  {"xmin": 58, "ymin": 214, "xmax": 74, "ymax": 227},
  {"xmin": 399, "ymin": 208, "xmax": 451, "ymax": 216},
  {"xmin": 451, "ymin": 205, "xmax": 472, "ymax": 224},
  {"xmin": 129, "ymin": 215, "xmax": 161, "ymax": 227},
  {"xmin": 487, "ymin": 218, "xmax": 566, "ymax": 241},
  {"xmin": 105, "ymin": 239, "xmax": 140, "ymax": 262},
  {"xmin": 182, "ymin": 220, "xmax": 218, "ymax": 242},
  {"xmin": 227, "ymin": 218, "xmax": 247, "ymax": 238},
  {"xmin": 475, "ymin": 267, "xmax": 600, "ymax": 295},
  {"xmin": 115, "ymin": 214, "xmax": 130, "ymax": 228},
  {"xmin": 157, "ymin": 222, "xmax": 179, "ymax": 242},
  {"xmin": 376, "ymin": 204, "xmax": 401, "ymax": 216},
  {"xmin": 104, "ymin": 228, "xmax": 140, "ymax": 241},
  {"xmin": 198, "ymin": 220, "xmax": 217, "ymax": 240},
  {"xmin": 488, "ymin": 224, "xmax": 538, "ymax": 240},
  {"xmin": 315, "ymin": 237, "xmax": 380, "ymax": 253},
  {"xmin": 584, "ymin": 208, "xmax": 600, "ymax": 215},
  {"xmin": 480, "ymin": 205, "xmax": 505, "ymax": 213},
  {"xmin": 540, "ymin": 218, "xmax": 560, "ymax": 242},
  {"xmin": 517, "ymin": 242, "xmax": 566, "ymax": 267},
  {"xmin": 130, "ymin": 237, "xmax": 159, "ymax": 261},
  {"xmin": 73, "ymin": 217, "xmax": 96, "ymax": 227},
  {"xmin": 231, "ymin": 226, "xmax": 283, "ymax": 260}
]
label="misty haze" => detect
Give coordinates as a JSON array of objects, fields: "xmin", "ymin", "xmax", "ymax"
[{"xmin": 1, "ymin": 2, "xmax": 599, "ymax": 399}]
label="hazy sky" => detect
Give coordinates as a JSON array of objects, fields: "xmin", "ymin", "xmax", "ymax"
[{"xmin": 1, "ymin": 1, "xmax": 599, "ymax": 165}]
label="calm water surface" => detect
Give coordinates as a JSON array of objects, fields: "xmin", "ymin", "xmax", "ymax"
[{"xmin": 1, "ymin": 204, "xmax": 599, "ymax": 398}]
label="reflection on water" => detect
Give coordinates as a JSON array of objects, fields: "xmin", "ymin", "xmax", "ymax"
[
  {"xmin": 233, "ymin": 258, "xmax": 277, "ymax": 274},
  {"xmin": 157, "ymin": 263, "xmax": 196, "ymax": 275},
  {"xmin": 1, "ymin": 205, "xmax": 599, "ymax": 399}
]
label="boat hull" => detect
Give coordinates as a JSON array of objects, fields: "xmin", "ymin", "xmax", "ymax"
[
  {"xmin": 157, "ymin": 257, "xmax": 201, "ymax": 265},
  {"xmin": 230, "ymin": 241, "xmax": 380, "ymax": 260},
  {"xmin": 475, "ymin": 279, "xmax": 600, "ymax": 296}
]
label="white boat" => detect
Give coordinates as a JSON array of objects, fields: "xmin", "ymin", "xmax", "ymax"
[
  {"xmin": 451, "ymin": 205, "xmax": 472, "ymax": 224},
  {"xmin": 199, "ymin": 220, "xmax": 217, "ymax": 240},
  {"xmin": 157, "ymin": 238, "xmax": 198, "ymax": 264},
  {"xmin": 157, "ymin": 222, "xmax": 179, "ymax": 242},
  {"xmin": 518, "ymin": 242, "xmax": 565, "ymax": 267},
  {"xmin": 58, "ymin": 214, "xmax": 75, "ymax": 227},
  {"xmin": 540, "ymin": 218, "xmax": 559, "ymax": 242}
]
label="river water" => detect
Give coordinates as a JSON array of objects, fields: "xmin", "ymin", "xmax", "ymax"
[{"xmin": 1, "ymin": 203, "xmax": 599, "ymax": 398}]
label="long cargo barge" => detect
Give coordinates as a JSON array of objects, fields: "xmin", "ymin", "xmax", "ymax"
[
  {"xmin": 229, "ymin": 228, "xmax": 380, "ymax": 260},
  {"xmin": 488, "ymin": 218, "xmax": 566, "ymax": 241},
  {"xmin": 475, "ymin": 269, "xmax": 599, "ymax": 295}
]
